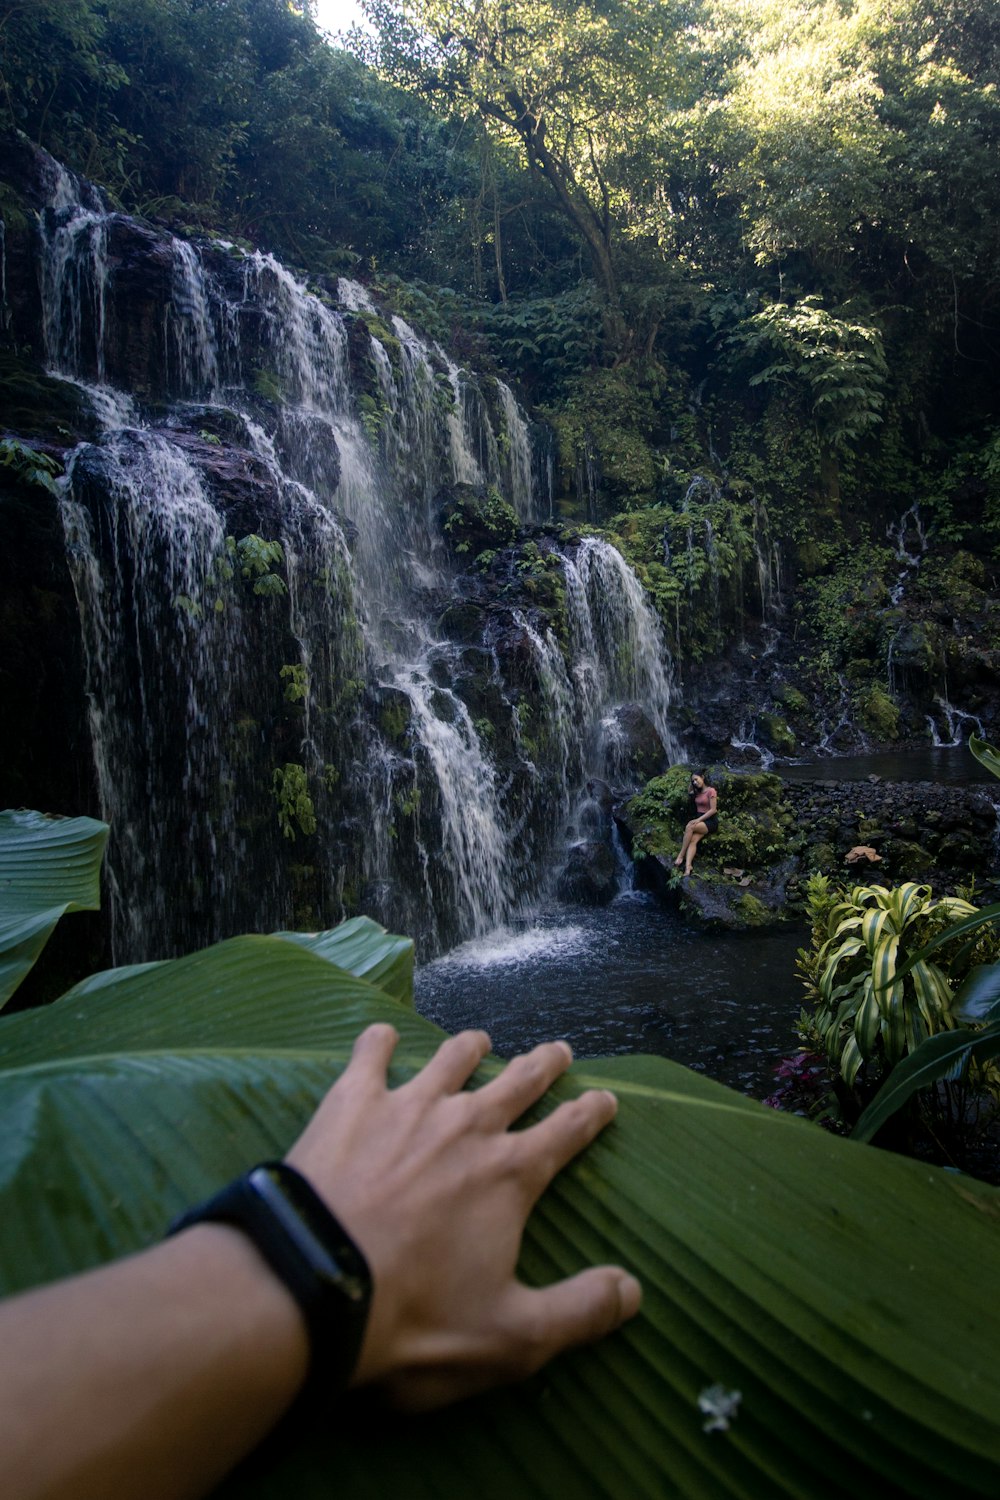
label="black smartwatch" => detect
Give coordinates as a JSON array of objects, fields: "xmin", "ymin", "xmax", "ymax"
[{"xmin": 167, "ymin": 1161, "xmax": 373, "ymax": 1395}]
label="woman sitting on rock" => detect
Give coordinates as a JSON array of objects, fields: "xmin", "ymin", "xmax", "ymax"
[{"xmin": 674, "ymin": 771, "xmax": 718, "ymax": 876}]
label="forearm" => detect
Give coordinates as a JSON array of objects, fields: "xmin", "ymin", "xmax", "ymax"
[{"xmin": 1, "ymin": 1224, "xmax": 309, "ymax": 1500}]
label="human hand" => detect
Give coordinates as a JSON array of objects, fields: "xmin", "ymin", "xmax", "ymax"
[{"xmin": 286, "ymin": 1025, "xmax": 641, "ymax": 1410}]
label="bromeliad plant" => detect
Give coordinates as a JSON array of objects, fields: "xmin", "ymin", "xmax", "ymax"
[{"xmin": 4, "ymin": 808, "xmax": 1000, "ymax": 1495}]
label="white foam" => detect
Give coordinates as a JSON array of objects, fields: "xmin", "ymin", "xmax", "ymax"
[{"xmin": 425, "ymin": 923, "xmax": 592, "ymax": 972}]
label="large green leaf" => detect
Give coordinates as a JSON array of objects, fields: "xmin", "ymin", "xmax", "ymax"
[
  {"xmin": 0, "ymin": 809, "xmax": 109, "ymax": 1010},
  {"xmin": 273, "ymin": 917, "xmax": 413, "ymax": 1005},
  {"xmin": 969, "ymin": 733, "xmax": 1000, "ymax": 780},
  {"xmin": 954, "ymin": 963, "xmax": 1000, "ymax": 1024},
  {"xmin": 852, "ymin": 1020, "xmax": 1000, "ymax": 1145},
  {"xmin": 2, "ymin": 932, "xmax": 1000, "ymax": 1496}
]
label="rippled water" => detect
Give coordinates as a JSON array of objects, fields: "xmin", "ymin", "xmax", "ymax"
[
  {"xmin": 780, "ymin": 746, "xmax": 993, "ymax": 784},
  {"xmin": 415, "ymin": 893, "xmax": 805, "ymax": 1096}
]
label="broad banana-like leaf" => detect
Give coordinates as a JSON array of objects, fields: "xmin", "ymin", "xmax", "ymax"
[
  {"xmin": 954, "ymin": 964, "xmax": 1000, "ymax": 1024},
  {"xmin": 970, "ymin": 733, "xmax": 1000, "ymax": 780},
  {"xmin": 853, "ymin": 1019, "xmax": 1000, "ymax": 1144},
  {"xmin": 272, "ymin": 918, "xmax": 414, "ymax": 1005},
  {"xmin": 3, "ymin": 930, "xmax": 1000, "ymax": 1498},
  {"xmin": 0, "ymin": 809, "xmax": 109, "ymax": 1009}
]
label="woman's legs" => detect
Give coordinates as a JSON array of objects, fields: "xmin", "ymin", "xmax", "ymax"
[
  {"xmin": 675, "ymin": 819, "xmax": 708, "ymax": 870},
  {"xmin": 684, "ymin": 830, "xmax": 704, "ymax": 875}
]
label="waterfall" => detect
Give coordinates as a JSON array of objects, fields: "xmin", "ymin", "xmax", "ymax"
[
  {"xmin": 34, "ymin": 154, "xmax": 677, "ymax": 960},
  {"xmin": 61, "ymin": 431, "xmax": 287, "ymax": 959},
  {"xmin": 40, "ymin": 165, "xmax": 109, "ymax": 381},
  {"xmin": 562, "ymin": 537, "xmax": 677, "ymax": 757},
  {"xmin": 925, "ymin": 696, "xmax": 984, "ymax": 748},
  {"xmin": 495, "ymin": 379, "xmax": 537, "ymax": 521},
  {"xmin": 887, "ymin": 502, "xmax": 927, "ymax": 605},
  {"xmin": 169, "ymin": 240, "xmax": 220, "ymax": 396}
]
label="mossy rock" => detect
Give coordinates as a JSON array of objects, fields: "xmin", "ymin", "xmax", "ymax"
[
  {"xmin": 622, "ymin": 765, "xmax": 793, "ymax": 872},
  {"xmin": 735, "ymin": 891, "xmax": 771, "ymax": 927},
  {"xmin": 885, "ymin": 840, "xmax": 935, "ymax": 879},
  {"xmin": 776, "ymin": 682, "xmax": 810, "ymax": 714},
  {"xmin": 806, "ymin": 841, "xmax": 838, "ymax": 873},
  {"xmin": 857, "ymin": 685, "xmax": 900, "ymax": 741},
  {"xmin": 440, "ymin": 485, "xmax": 519, "ymax": 556},
  {"xmin": 0, "ymin": 350, "xmax": 90, "ymax": 439},
  {"xmin": 756, "ymin": 713, "xmax": 796, "ymax": 755},
  {"xmin": 675, "ymin": 862, "xmax": 796, "ymax": 930}
]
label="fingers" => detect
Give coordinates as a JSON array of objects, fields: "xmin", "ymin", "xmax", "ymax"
[
  {"xmin": 406, "ymin": 1029, "xmax": 492, "ymax": 1098},
  {"xmin": 344, "ymin": 1023, "xmax": 400, "ymax": 1084},
  {"xmin": 475, "ymin": 1040, "xmax": 574, "ymax": 1127},
  {"xmin": 512, "ymin": 1266, "xmax": 643, "ymax": 1374},
  {"xmin": 512, "ymin": 1088, "xmax": 619, "ymax": 1197}
]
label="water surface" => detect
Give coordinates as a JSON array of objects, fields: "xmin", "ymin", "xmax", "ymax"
[
  {"xmin": 415, "ymin": 893, "xmax": 805, "ymax": 1096},
  {"xmin": 779, "ymin": 745, "xmax": 993, "ymax": 784}
]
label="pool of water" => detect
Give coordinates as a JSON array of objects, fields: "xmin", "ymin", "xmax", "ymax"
[
  {"xmin": 778, "ymin": 745, "xmax": 994, "ymax": 784},
  {"xmin": 415, "ymin": 893, "xmax": 805, "ymax": 1097}
]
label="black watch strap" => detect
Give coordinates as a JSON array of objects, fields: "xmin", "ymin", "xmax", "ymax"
[{"xmin": 167, "ymin": 1161, "xmax": 372, "ymax": 1396}]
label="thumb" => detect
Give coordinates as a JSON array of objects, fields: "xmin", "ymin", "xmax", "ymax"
[{"xmin": 517, "ymin": 1266, "xmax": 642, "ymax": 1373}]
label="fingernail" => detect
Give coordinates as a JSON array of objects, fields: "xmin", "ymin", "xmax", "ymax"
[
  {"xmin": 555, "ymin": 1039, "xmax": 573, "ymax": 1064},
  {"xmin": 615, "ymin": 1272, "xmax": 643, "ymax": 1322},
  {"xmin": 602, "ymin": 1089, "xmax": 618, "ymax": 1113}
]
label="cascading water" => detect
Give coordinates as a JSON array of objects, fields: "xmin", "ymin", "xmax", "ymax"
[
  {"xmin": 37, "ymin": 155, "xmax": 680, "ymax": 960},
  {"xmin": 495, "ymin": 379, "xmax": 538, "ymax": 522},
  {"xmin": 561, "ymin": 536, "xmax": 677, "ymax": 757},
  {"xmin": 40, "ymin": 164, "xmax": 109, "ymax": 381},
  {"xmin": 62, "ymin": 430, "xmax": 288, "ymax": 959}
]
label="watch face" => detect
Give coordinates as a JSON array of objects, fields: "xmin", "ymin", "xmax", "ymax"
[{"xmin": 249, "ymin": 1164, "xmax": 371, "ymax": 1304}]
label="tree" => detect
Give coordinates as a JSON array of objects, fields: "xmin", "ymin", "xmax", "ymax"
[{"xmin": 360, "ymin": 0, "xmax": 705, "ymax": 350}]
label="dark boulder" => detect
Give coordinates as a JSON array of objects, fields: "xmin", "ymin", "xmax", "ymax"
[
  {"xmin": 602, "ymin": 702, "xmax": 665, "ymax": 783},
  {"xmin": 556, "ymin": 840, "xmax": 618, "ymax": 905}
]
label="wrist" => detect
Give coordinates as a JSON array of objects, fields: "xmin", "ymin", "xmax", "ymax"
[
  {"xmin": 168, "ymin": 1163, "xmax": 373, "ymax": 1401},
  {"xmin": 166, "ymin": 1222, "xmax": 311, "ymax": 1406}
]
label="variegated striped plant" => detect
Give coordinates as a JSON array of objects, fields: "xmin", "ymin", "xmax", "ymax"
[{"xmin": 812, "ymin": 881, "xmax": 977, "ymax": 1088}]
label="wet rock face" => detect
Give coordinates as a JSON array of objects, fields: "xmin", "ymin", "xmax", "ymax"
[
  {"xmin": 162, "ymin": 427, "xmax": 287, "ymax": 534},
  {"xmin": 103, "ymin": 217, "xmax": 177, "ymax": 395},
  {"xmin": 556, "ymin": 840, "xmax": 618, "ymax": 905},
  {"xmin": 603, "ymin": 702, "xmax": 665, "ymax": 783}
]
